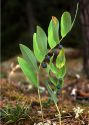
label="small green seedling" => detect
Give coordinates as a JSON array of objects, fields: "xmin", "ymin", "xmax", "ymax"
[
  {"xmin": 18, "ymin": 3, "xmax": 78, "ymax": 125},
  {"xmin": 0, "ymin": 104, "xmax": 31, "ymax": 124}
]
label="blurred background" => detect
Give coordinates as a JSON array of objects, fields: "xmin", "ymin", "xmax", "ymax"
[
  {"xmin": 1, "ymin": 0, "xmax": 89, "ymax": 77},
  {"xmin": 1, "ymin": 0, "xmax": 82, "ymax": 59}
]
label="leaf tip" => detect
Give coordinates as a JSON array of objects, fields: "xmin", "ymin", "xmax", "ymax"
[{"xmin": 52, "ymin": 16, "xmax": 57, "ymax": 24}]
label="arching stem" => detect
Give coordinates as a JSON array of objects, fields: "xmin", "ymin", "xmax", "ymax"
[
  {"xmin": 55, "ymin": 103, "xmax": 61, "ymax": 125},
  {"xmin": 38, "ymin": 87, "xmax": 44, "ymax": 124}
]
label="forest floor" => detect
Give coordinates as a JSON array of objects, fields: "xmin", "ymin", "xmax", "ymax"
[{"xmin": 0, "ymin": 48, "xmax": 89, "ymax": 125}]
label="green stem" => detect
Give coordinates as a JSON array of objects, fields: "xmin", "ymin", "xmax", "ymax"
[
  {"xmin": 71, "ymin": 3, "xmax": 79, "ymax": 28},
  {"xmin": 38, "ymin": 87, "xmax": 44, "ymax": 124},
  {"xmin": 55, "ymin": 103, "xmax": 61, "ymax": 125},
  {"xmin": 37, "ymin": 66, "xmax": 44, "ymax": 124}
]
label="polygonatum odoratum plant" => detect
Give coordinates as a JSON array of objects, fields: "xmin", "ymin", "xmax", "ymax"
[{"xmin": 18, "ymin": 3, "xmax": 78, "ymax": 124}]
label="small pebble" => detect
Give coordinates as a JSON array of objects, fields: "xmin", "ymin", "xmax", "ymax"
[
  {"xmin": 34, "ymin": 120, "xmax": 56, "ymax": 125},
  {"xmin": 46, "ymin": 120, "xmax": 51, "ymax": 124},
  {"xmin": 62, "ymin": 110, "xmax": 66, "ymax": 113},
  {"xmin": 37, "ymin": 111, "xmax": 43, "ymax": 115},
  {"xmin": 53, "ymin": 122, "xmax": 57, "ymax": 125},
  {"xmin": 39, "ymin": 86, "xmax": 46, "ymax": 93},
  {"xmin": 76, "ymin": 74, "xmax": 80, "ymax": 79}
]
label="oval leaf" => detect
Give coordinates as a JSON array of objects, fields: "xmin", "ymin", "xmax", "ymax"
[
  {"xmin": 61, "ymin": 12, "xmax": 72, "ymax": 38},
  {"xmin": 56, "ymin": 65, "xmax": 66, "ymax": 79},
  {"xmin": 20, "ymin": 44, "xmax": 38, "ymax": 71},
  {"xmin": 48, "ymin": 16, "xmax": 59, "ymax": 48},
  {"xmin": 46, "ymin": 81, "xmax": 58, "ymax": 104},
  {"xmin": 49, "ymin": 71, "xmax": 57, "ymax": 86},
  {"xmin": 18, "ymin": 57, "xmax": 38, "ymax": 88},
  {"xmin": 49, "ymin": 55, "xmax": 58, "ymax": 74},
  {"xmin": 36, "ymin": 26, "xmax": 47, "ymax": 55},
  {"xmin": 33, "ymin": 33, "xmax": 45, "ymax": 62},
  {"xmin": 56, "ymin": 48, "xmax": 65, "ymax": 69}
]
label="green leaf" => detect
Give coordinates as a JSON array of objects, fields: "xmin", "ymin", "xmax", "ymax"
[
  {"xmin": 48, "ymin": 16, "xmax": 59, "ymax": 48},
  {"xmin": 56, "ymin": 48, "xmax": 65, "ymax": 69},
  {"xmin": 46, "ymin": 81, "xmax": 58, "ymax": 104},
  {"xmin": 20, "ymin": 44, "xmax": 38, "ymax": 71},
  {"xmin": 36, "ymin": 26, "xmax": 47, "ymax": 55},
  {"xmin": 56, "ymin": 65, "xmax": 66, "ymax": 79},
  {"xmin": 45, "ymin": 65, "xmax": 50, "ymax": 74},
  {"xmin": 49, "ymin": 76, "xmax": 57, "ymax": 86},
  {"xmin": 61, "ymin": 12, "xmax": 72, "ymax": 38},
  {"xmin": 49, "ymin": 55, "xmax": 58, "ymax": 74},
  {"xmin": 49, "ymin": 71, "xmax": 57, "ymax": 86},
  {"xmin": 18, "ymin": 57, "xmax": 38, "ymax": 88},
  {"xmin": 46, "ymin": 65, "xmax": 57, "ymax": 86},
  {"xmin": 33, "ymin": 33, "xmax": 45, "ymax": 62}
]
